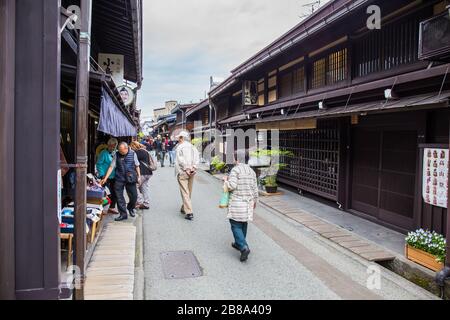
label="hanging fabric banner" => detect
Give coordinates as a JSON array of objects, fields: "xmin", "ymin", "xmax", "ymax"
[{"xmin": 98, "ymin": 87, "xmax": 137, "ymax": 137}]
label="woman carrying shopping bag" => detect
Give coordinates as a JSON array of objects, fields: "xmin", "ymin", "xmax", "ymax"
[
  {"xmin": 222, "ymin": 149, "xmax": 259, "ymax": 263},
  {"xmin": 131, "ymin": 142, "xmax": 157, "ymax": 210}
]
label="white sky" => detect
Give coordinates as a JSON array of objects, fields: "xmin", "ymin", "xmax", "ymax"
[{"xmin": 139, "ymin": 0, "xmax": 331, "ymax": 119}]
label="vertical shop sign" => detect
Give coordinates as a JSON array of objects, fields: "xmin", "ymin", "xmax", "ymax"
[
  {"xmin": 242, "ymin": 81, "xmax": 258, "ymax": 106},
  {"xmin": 423, "ymin": 148, "xmax": 449, "ymax": 208},
  {"xmin": 98, "ymin": 53, "xmax": 124, "ymax": 86}
]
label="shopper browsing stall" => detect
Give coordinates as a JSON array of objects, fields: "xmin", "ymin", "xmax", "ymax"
[
  {"xmin": 96, "ymin": 138, "xmax": 119, "ymax": 214},
  {"xmin": 100, "ymin": 142, "xmax": 141, "ymax": 222},
  {"xmin": 130, "ymin": 141, "xmax": 155, "ymax": 210}
]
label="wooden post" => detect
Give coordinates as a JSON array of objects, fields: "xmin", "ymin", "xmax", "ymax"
[
  {"xmin": 0, "ymin": 0, "xmax": 16, "ymax": 300},
  {"xmin": 74, "ymin": 0, "xmax": 92, "ymax": 300},
  {"xmin": 14, "ymin": 0, "xmax": 61, "ymax": 299}
]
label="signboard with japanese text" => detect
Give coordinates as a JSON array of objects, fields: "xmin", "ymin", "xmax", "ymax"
[
  {"xmin": 242, "ymin": 81, "xmax": 258, "ymax": 106},
  {"xmin": 98, "ymin": 53, "xmax": 124, "ymax": 86},
  {"xmin": 423, "ymin": 148, "xmax": 449, "ymax": 208}
]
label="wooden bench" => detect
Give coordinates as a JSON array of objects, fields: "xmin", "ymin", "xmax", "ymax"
[{"xmin": 60, "ymin": 233, "xmax": 73, "ymax": 270}]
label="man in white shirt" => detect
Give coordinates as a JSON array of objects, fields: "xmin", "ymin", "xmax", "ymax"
[{"xmin": 175, "ymin": 131, "xmax": 199, "ymax": 221}]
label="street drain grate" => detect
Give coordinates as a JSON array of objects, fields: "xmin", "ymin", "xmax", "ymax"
[{"xmin": 160, "ymin": 251, "xmax": 203, "ymax": 279}]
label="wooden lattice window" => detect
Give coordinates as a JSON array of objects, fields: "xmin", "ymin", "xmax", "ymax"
[
  {"xmin": 311, "ymin": 57, "xmax": 326, "ymax": 89},
  {"xmin": 327, "ymin": 48, "xmax": 347, "ymax": 85},
  {"xmin": 353, "ymin": 9, "xmax": 428, "ymax": 78},
  {"xmin": 202, "ymin": 109, "xmax": 209, "ymax": 125},
  {"xmin": 310, "ymin": 48, "xmax": 348, "ymax": 89},
  {"xmin": 278, "ymin": 120, "xmax": 340, "ymax": 200},
  {"xmin": 293, "ymin": 66, "xmax": 305, "ymax": 93},
  {"xmin": 279, "ymin": 72, "xmax": 293, "ymax": 98},
  {"xmin": 268, "ymin": 72, "xmax": 278, "ymax": 103},
  {"xmin": 258, "ymin": 79, "xmax": 265, "ymax": 106}
]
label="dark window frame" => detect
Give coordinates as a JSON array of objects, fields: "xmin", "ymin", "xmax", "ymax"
[
  {"xmin": 257, "ymin": 78, "xmax": 265, "ymax": 106},
  {"xmin": 309, "ymin": 44, "xmax": 349, "ymax": 90},
  {"xmin": 267, "ymin": 72, "xmax": 278, "ymax": 103},
  {"xmin": 277, "ymin": 62, "xmax": 306, "ymax": 99},
  {"xmin": 351, "ymin": 7, "xmax": 431, "ymax": 79}
]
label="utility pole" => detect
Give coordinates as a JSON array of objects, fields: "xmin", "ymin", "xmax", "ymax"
[{"xmin": 74, "ymin": 0, "xmax": 92, "ymax": 300}]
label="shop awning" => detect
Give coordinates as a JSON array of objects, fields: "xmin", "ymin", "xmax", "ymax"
[
  {"xmin": 98, "ymin": 88, "xmax": 137, "ymax": 137},
  {"xmin": 232, "ymin": 91, "xmax": 450, "ymax": 127}
]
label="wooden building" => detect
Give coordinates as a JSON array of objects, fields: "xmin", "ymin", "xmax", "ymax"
[
  {"xmin": 0, "ymin": 0, "xmax": 143, "ymax": 299},
  {"xmin": 166, "ymin": 103, "xmax": 197, "ymax": 136},
  {"xmin": 210, "ymin": 0, "xmax": 450, "ymax": 265},
  {"xmin": 185, "ymin": 99, "xmax": 215, "ymax": 138}
]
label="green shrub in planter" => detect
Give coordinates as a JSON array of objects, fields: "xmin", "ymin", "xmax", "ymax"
[
  {"xmin": 263, "ymin": 175, "xmax": 278, "ymax": 187},
  {"xmin": 211, "ymin": 156, "xmax": 227, "ymax": 174}
]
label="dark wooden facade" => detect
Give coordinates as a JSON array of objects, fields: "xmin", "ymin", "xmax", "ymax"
[
  {"xmin": 278, "ymin": 120, "xmax": 341, "ymax": 201},
  {"xmin": 0, "ymin": 0, "xmax": 17, "ymax": 300},
  {"xmin": 0, "ymin": 0, "xmax": 61, "ymax": 300},
  {"xmin": 211, "ymin": 0, "xmax": 450, "ymax": 245},
  {"xmin": 347, "ymin": 109, "xmax": 448, "ymax": 234},
  {"xmin": 0, "ymin": 0, "xmax": 143, "ymax": 299}
]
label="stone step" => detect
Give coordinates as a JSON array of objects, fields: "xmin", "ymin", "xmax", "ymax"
[{"xmin": 261, "ymin": 202, "xmax": 396, "ymax": 264}]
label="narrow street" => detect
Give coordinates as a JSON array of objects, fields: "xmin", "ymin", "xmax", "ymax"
[
  {"xmin": 3, "ymin": 0, "xmax": 450, "ymax": 304},
  {"xmin": 142, "ymin": 166, "xmax": 437, "ymax": 300}
]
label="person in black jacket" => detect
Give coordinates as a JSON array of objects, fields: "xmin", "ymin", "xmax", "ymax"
[
  {"xmin": 131, "ymin": 141, "xmax": 153, "ymax": 210},
  {"xmin": 100, "ymin": 142, "xmax": 141, "ymax": 221},
  {"xmin": 154, "ymin": 135, "xmax": 166, "ymax": 167},
  {"xmin": 167, "ymin": 137, "xmax": 177, "ymax": 167}
]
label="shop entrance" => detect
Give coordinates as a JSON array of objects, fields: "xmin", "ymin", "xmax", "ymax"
[{"xmin": 351, "ymin": 127, "xmax": 418, "ymax": 232}]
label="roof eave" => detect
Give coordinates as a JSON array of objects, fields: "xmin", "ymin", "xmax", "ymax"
[{"xmin": 228, "ymin": 0, "xmax": 374, "ymax": 81}]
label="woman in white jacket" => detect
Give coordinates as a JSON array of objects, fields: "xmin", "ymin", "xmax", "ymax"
[{"xmin": 223, "ymin": 149, "xmax": 259, "ymax": 262}]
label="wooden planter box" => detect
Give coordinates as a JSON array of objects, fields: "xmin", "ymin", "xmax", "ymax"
[{"xmin": 405, "ymin": 245, "xmax": 444, "ymax": 272}]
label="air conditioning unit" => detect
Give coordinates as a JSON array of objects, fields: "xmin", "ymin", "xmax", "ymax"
[{"xmin": 418, "ymin": 11, "xmax": 450, "ymax": 61}]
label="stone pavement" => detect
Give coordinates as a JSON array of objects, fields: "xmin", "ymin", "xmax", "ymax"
[
  {"xmin": 143, "ymin": 166, "xmax": 438, "ymax": 300},
  {"xmin": 210, "ymin": 173, "xmax": 406, "ymax": 256},
  {"xmin": 260, "ymin": 197, "xmax": 396, "ymax": 263},
  {"xmin": 84, "ymin": 222, "xmax": 137, "ymax": 300},
  {"xmin": 261, "ymin": 186, "xmax": 408, "ymax": 255}
]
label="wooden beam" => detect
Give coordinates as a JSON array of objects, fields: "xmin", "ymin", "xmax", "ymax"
[
  {"xmin": 14, "ymin": 0, "xmax": 61, "ymax": 300},
  {"xmin": 74, "ymin": 0, "xmax": 93, "ymax": 301},
  {"xmin": 0, "ymin": 0, "xmax": 16, "ymax": 300}
]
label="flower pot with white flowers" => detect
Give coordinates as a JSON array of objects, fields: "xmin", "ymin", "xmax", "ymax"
[{"xmin": 405, "ymin": 229, "xmax": 446, "ymax": 272}]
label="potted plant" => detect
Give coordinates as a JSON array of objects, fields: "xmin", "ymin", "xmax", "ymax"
[
  {"xmin": 250, "ymin": 149, "xmax": 293, "ymax": 194},
  {"xmin": 405, "ymin": 229, "xmax": 446, "ymax": 272},
  {"xmin": 210, "ymin": 156, "xmax": 227, "ymax": 174},
  {"xmin": 191, "ymin": 138, "xmax": 203, "ymax": 147},
  {"xmin": 263, "ymin": 175, "xmax": 278, "ymax": 194}
]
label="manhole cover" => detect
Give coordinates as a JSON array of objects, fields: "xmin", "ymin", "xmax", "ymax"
[{"xmin": 160, "ymin": 251, "xmax": 203, "ymax": 279}]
